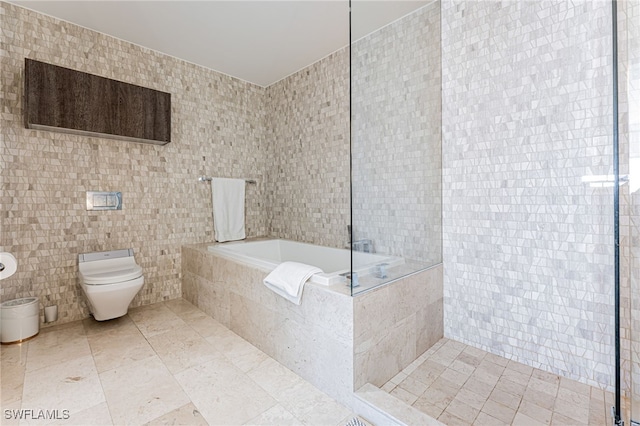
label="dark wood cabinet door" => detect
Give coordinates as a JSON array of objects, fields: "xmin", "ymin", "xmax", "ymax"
[{"xmin": 25, "ymin": 59, "xmax": 171, "ymax": 145}]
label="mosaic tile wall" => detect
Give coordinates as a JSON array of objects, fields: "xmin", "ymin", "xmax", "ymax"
[
  {"xmin": 441, "ymin": 0, "xmax": 616, "ymax": 389},
  {"xmin": 351, "ymin": 2, "xmax": 442, "ymax": 266},
  {"xmin": 265, "ymin": 51, "xmax": 350, "ymax": 249},
  {"xmin": 0, "ymin": 2, "xmax": 269, "ymax": 325}
]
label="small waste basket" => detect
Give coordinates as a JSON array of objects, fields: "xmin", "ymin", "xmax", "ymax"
[{"xmin": 1, "ymin": 297, "xmax": 39, "ymax": 344}]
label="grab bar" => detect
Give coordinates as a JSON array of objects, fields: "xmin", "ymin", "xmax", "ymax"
[{"xmin": 198, "ymin": 176, "xmax": 256, "ymax": 184}]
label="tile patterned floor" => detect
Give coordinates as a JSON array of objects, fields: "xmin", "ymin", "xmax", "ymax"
[
  {"xmin": 1, "ymin": 299, "xmax": 354, "ymax": 425},
  {"xmin": 381, "ymin": 338, "xmax": 612, "ymax": 425}
]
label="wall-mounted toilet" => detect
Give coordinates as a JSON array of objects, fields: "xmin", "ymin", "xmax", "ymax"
[{"xmin": 78, "ymin": 249, "xmax": 144, "ymax": 321}]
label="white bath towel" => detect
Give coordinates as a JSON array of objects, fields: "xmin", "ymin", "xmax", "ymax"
[
  {"xmin": 263, "ymin": 261, "xmax": 322, "ymax": 305},
  {"xmin": 212, "ymin": 178, "xmax": 246, "ymax": 242}
]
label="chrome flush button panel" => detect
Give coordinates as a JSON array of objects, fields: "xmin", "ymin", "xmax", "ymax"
[{"xmin": 86, "ymin": 191, "xmax": 122, "ymax": 211}]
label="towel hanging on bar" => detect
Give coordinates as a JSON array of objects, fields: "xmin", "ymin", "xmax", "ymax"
[
  {"xmin": 211, "ymin": 178, "xmax": 246, "ymax": 243},
  {"xmin": 199, "ymin": 176, "xmax": 256, "ymax": 184}
]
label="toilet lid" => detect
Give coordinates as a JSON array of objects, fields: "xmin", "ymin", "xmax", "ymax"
[{"xmin": 81, "ymin": 265, "xmax": 143, "ymax": 285}]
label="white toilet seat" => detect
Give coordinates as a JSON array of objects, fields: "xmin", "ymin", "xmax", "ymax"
[{"xmin": 81, "ymin": 265, "xmax": 143, "ymax": 285}]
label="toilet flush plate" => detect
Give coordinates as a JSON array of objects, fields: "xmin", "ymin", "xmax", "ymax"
[{"xmin": 86, "ymin": 191, "xmax": 122, "ymax": 211}]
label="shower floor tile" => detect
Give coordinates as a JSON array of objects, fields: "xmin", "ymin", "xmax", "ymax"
[
  {"xmin": 0, "ymin": 299, "xmax": 354, "ymax": 426},
  {"xmin": 382, "ymin": 338, "xmax": 611, "ymax": 425}
]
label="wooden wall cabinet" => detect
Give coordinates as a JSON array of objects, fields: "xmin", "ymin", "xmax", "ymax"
[{"xmin": 24, "ymin": 59, "xmax": 171, "ymax": 145}]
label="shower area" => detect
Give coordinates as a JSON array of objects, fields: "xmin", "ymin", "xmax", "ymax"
[{"xmin": 349, "ymin": 0, "xmax": 640, "ymax": 424}]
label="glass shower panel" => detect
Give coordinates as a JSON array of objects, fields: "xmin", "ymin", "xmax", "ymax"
[
  {"xmin": 350, "ymin": 0, "xmax": 442, "ymax": 295},
  {"xmin": 627, "ymin": 0, "xmax": 640, "ymax": 422}
]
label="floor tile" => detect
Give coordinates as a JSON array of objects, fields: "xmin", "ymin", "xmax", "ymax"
[
  {"xmin": 473, "ymin": 411, "xmax": 509, "ymax": 426},
  {"xmin": 175, "ymin": 356, "xmax": 277, "ymax": 425},
  {"xmin": 410, "ymin": 359, "xmax": 446, "ymax": 386},
  {"xmin": 243, "ymin": 404, "xmax": 300, "ymax": 425},
  {"xmin": 145, "ymin": 402, "xmax": 208, "ymax": 426},
  {"xmin": 416, "ymin": 385, "xmax": 455, "ymax": 410},
  {"xmin": 382, "ymin": 338, "xmax": 611, "ymax": 426},
  {"xmin": 523, "ymin": 386, "xmax": 556, "ymax": 411},
  {"xmin": 127, "ymin": 303, "xmax": 188, "ymax": 338},
  {"xmin": 246, "ymin": 357, "xmax": 307, "ymax": 398},
  {"xmin": 456, "ymin": 387, "xmax": 489, "ymax": 410},
  {"xmin": 438, "ymin": 410, "xmax": 470, "ymax": 426},
  {"xmin": 489, "ymin": 386, "xmax": 521, "ymax": 410},
  {"xmin": 397, "ymin": 375, "xmax": 429, "ymax": 397},
  {"xmin": 444, "ymin": 397, "xmax": 480, "ymax": 423},
  {"xmin": 25, "ymin": 323, "xmax": 91, "ymax": 372},
  {"xmin": 517, "ymin": 399, "xmax": 552, "ymax": 425},
  {"xmin": 1, "ymin": 400, "xmax": 23, "ymax": 426},
  {"xmin": 100, "ymin": 355, "xmax": 190, "ymax": 425},
  {"xmin": 512, "ymin": 411, "xmax": 547, "ymax": 426},
  {"xmin": 51, "ymin": 402, "xmax": 113, "ymax": 426},
  {"xmin": 412, "ymin": 398, "xmax": 444, "ymax": 419},
  {"xmin": 87, "ymin": 326, "xmax": 156, "ymax": 373},
  {"xmin": 390, "ymin": 386, "xmax": 419, "ymax": 405},
  {"xmin": 183, "ymin": 312, "xmax": 230, "ymax": 339},
  {"xmin": 481, "ymin": 399, "xmax": 516, "ymax": 424},
  {"xmin": 462, "ymin": 376, "xmax": 496, "ymax": 399},
  {"xmin": 1, "ymin": 343, "xmax": 27, "ymax": 405},
  {"xmin": 82, "ymin": 315, "xmax": 135, "ymax": 336},
  {"xmin": 21, "ymin": 355, "xmax": 105, "ymax": 423},
  {"xmin": 276, "ymin": 380, "xmax": 351, "ymax": 426},
  {"xmin": 163, "ymin": 299, "xmax": 202, "ymax": 318},
  {"xmin": 207, "ymin": 330, "xmax": 270, "ymax": 373},
  {"xmin": 147, "ymin": 325, "xmax": 219, "ymax": 374}
]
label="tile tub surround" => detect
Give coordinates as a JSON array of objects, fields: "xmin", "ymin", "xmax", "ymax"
[
  {"xmin": 441, "ymin": 0, "xmax": 618, "ymax": 390},
  {"xmin": 354, "ymin": 265, "xmax": 444, "ymax": 390},
  {"xmin": 182, "ymin": 243, "xmax": 355, "ymax": 406},
  {"xmin": 182, "ymin": 243, "xmax": 444, "ymax": 409},
  {"xmin": 1, "ymin": 3, "xmax": 268, "ymax": 325}
]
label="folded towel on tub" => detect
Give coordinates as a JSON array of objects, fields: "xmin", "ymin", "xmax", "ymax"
[{"xmin": 263, "ymin": 261, "xmax": 323, "ymax": 305}]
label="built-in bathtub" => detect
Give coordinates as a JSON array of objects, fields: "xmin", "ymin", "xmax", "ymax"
[
  {"xmin": 207, "ymin": 238, "xmax": 403, "ymax": 286},
  {"xmin": 182, "ymin": 239, "xmax": 443, "ymax": 410}
]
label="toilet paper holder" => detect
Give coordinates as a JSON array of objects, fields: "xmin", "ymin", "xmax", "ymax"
[{"xmin": 0, "ymin": 252, "xmax": 18, "ymax": 280}]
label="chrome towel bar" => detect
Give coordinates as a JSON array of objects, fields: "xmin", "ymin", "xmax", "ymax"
[{"xmin": 198, "ymin": 176, "xmax": 257, "ymax": 184}]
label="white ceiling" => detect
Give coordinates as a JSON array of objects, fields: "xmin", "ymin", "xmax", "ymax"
[{"xmin": 10, "ymin": 1, "xmax": 429, "ymax": 87}]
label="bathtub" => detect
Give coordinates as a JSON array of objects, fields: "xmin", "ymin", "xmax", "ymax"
[{"xmin": 207, "ymin": 239, "xmax": 403, "ymax": 286}]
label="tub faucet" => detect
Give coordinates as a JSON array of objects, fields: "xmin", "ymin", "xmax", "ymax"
[
  {"xmin": 352, "ymin": 239, "xmax": 374, "ymax": 253},
  {"xmin": 345, "ymin": 226, "xmax": 374, "ymax": 253},
  {"xmin": 345, "ymin": 225, "xmax": 352, "ymax": 249},
  {"xmin": 374, "ymin": 263, "xmax": 388, "ymax": 279},
  {"xmin": 340, "ymin": 271, "xmax": 360, "ymax": 288}
]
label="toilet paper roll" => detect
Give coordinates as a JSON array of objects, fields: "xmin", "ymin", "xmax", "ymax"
[{"xmin": 0, "ymin": 252, "xmax": 17, "ymax": 280}]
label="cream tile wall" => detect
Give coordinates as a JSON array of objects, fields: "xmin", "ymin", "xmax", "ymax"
[
  {"xmin": 351, "ymin": 2, "xmax": 442, "ymax": 265},
  {"xmin": 441, "ymin": 0, "xmax": 616, "ymax": 390},
  {"xmin": 0, "ymin": 2, "xmax": 269, "ymax": 324},
  {"xmin": 265, "ymin": 51, "xmax": 350, "ymax": 249}
]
